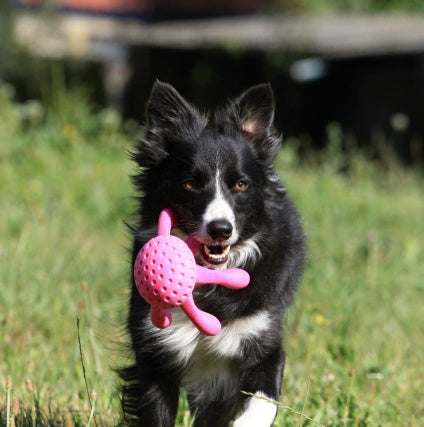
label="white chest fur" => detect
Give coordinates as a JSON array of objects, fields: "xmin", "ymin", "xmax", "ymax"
[
  {"xmin": 147, "ymin": 310, "xmax": 271, "ymax": 400},
  {"xmin": 151, "ymin": 309, "xmax": 271, "ymax": 364}
]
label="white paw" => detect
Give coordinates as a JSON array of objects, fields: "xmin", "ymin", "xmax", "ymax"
[{"xmin": 233, "ymin": 393, "xmax": 277, "ymax": 427}]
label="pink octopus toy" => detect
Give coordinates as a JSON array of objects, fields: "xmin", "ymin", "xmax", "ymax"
[{"xmin": 134, "ymin": 209, "xmax": 250, "ymax": 336}]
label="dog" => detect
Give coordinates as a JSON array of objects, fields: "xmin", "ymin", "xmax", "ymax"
[{"xmin": 120, "ymin": 81, "xmax": 305, "ymax": 426}]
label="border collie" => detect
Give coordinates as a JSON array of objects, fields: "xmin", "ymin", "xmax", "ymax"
[{"xmin": 120, "ymin": 81, "xmax": 305, "ymax": 426}]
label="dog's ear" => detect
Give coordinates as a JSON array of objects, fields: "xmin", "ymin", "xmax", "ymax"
[
  {"xmin": 147, "ymin": 81, "xmax": 206, "ymax": 140},
  {"xmin": 225, "ymin": 83, "xmax": 281, "ymax": 162},
  {"xmin": 134, "ymin": 81, "xmax": 206, "ymax": 167}
]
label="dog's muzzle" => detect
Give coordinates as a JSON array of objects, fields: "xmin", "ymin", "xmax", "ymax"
[{"xmin": 199, "ymin": 219, "xmax": 234, "ymax": 266}]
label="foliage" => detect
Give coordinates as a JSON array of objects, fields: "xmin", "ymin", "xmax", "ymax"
[
  {"xmin": 1, "ymin": 83, "xmax": 423, "ymax": 425},
  {"xmin": 273, "ymin": 0, "xmax": 424, "ymax": 13}
]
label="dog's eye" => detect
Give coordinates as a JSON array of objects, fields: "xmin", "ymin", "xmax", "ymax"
[
  {"xmin": 183, "ymin": 179, "xmax": 195, "ymax": 190},
  {"xmin": 234, "ymin": 179, "xmax": 248, "ymax": 191}
]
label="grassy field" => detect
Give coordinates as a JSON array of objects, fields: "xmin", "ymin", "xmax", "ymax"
[{"xmin": 1, "ymin": 82, "xmax": 423, "ymax": 426}]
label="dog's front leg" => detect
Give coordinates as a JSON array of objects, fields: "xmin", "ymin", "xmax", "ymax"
[
  {"xmin": 121, "ymin": 363, "xmax": 180, "ymax": 427},
  {"xmin": 234, "ymin": 347, "xmax": 285, "ymax": 427},
  {"xmin": 188, "ymin": 391, "xmax": 242, "ymax": 427},
  {"xmin": 232, "ymin": 392, "xmax": 278, "ymax": 427}
]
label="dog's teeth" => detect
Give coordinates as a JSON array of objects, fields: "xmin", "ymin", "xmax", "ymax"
[{"xmin": 202, "ymin": 245, "xmax": 230, "ymax": 263}]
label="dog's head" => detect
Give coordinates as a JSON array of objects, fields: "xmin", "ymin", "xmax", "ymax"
[{"xmin": 133, "ymin": 81, "xmax": 282, "ymax": 268}]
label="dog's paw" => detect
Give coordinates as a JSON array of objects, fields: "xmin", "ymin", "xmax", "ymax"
[{"xmin": 233, "ymin": 393, "xmax": 277, "ymax": 427}]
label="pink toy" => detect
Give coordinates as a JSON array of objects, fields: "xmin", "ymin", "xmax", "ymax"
[{"xmin": 134, "ymin": 209, "xmax": 250, "ymax": 336}]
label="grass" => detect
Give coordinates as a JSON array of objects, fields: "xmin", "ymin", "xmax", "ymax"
[{"xmin": 1, "ymin": 81, "xmax": 423, "ymax": 426}]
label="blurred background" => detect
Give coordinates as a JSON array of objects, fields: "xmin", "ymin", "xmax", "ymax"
[
  {"xmin": 3, "ymin": 0, "xmax": 424, "ymax": 162},
  {"xmin": 1, "ymin": 1, "xmax": 424, "ymax": 426}
]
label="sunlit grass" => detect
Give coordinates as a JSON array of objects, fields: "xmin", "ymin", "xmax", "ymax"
[
  {"xmin": 277, "ymin": 141, "xmax": 424, "ymax": 426},
  {"xmin": 1, "ymin": 83, "xmax": 423, "ymax": 426},
  {"xmin": 0, "ymin": 83, "xmax": 131, "ymax": 425}
]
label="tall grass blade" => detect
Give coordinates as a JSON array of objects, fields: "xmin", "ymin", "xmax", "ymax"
[{"xmin": 77, "ymin": 317, "xmax": 98, "ymax": 427}]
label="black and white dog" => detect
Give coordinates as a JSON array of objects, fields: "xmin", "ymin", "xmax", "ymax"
[{"xmin": 121, "ymin": 81, "xmax": 305, "ymax": 426}]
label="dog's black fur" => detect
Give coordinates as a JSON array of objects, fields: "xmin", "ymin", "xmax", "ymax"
[{"xmin": 120, "ymin": 81, "xmax": 305, "ymax": 426}]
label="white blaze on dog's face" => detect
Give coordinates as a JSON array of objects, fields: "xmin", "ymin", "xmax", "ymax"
[
  {"xmin": 198, "ymin": 169, "xmax": 240, "ymax": 267},
  {"xmin": 202, "ymin": 170, "xmax": 235, "ymax": 233}
]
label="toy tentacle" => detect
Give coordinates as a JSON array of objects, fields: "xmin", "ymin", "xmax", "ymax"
[
  {"xmin": 181, "ymin": 294, "xmax": 221, "ymax": 336},
  {"xmin": 158, "ymin": 209, "xmax": 178, "ymax": 236},
  {"xmin": 185, "ymin": 236, "xmax": 201, "ymax": 256},
  {"xmin": 196, "ymin": 265, "xmax": 250, "ymax": 289},
  {"xmin": 150, "ymin": 306, "xmax": 172, "ymax": 329}
]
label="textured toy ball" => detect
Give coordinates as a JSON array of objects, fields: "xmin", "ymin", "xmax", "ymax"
[
  {"xmin": 134, "ymin": 235, "xmax": 196, "ymax": 309},
  {"xmin": 134, "ymin": 209, "xmax": 250, "ymax": 335}
]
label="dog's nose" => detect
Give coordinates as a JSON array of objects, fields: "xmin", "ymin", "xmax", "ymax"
[{"xmin": 207, "ymin": 219, "xmax": 233, "ymax": 241}]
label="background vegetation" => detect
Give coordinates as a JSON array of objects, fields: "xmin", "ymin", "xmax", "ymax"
[
  {"xmin": 0, "ymin": 75, "xmax": 423, "ymax": 426},
  {"xmin": 273, "ymin": 0, "xmax": 424, "ymax": 13},
  {"xmin": 1, "ymin": 1, "xmax": 424, "ymax": 425}
]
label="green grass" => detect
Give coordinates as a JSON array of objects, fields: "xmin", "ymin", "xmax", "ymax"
[{"xmin": 1, "ymin": 82, "xmax": 423, "ymax": 426}]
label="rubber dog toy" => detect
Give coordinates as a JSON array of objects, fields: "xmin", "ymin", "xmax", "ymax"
[{"xmin": 134, "ymin": 209, "xmax": 250, "ymax": 336}]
